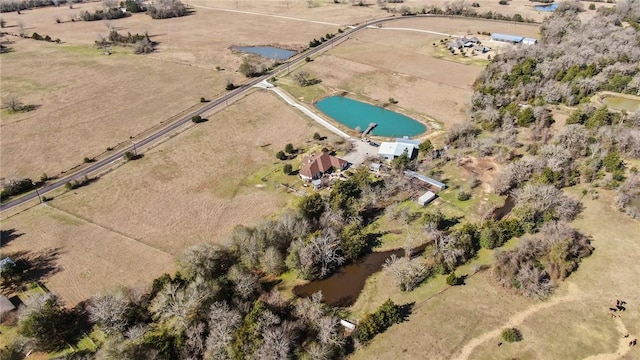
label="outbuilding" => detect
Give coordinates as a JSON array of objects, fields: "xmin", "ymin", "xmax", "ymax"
[
  {"xmin": 490, "ymin": 33, "xmax": 525, "ymax": 43},
  {"xmin": 418, "ymin": 191, "xmax": 437, "ymax": 206}
]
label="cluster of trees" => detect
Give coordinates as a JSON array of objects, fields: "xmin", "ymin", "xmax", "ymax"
[
  {"xmin": 238, "ymin": 55, "xmax": 270, "ymax": 77},
  {"xmin": 472, "ymin": 2, "xmax": 640, "ymax": 115},
  {"xmin": 64, "ymin": 175, "xmax": 91, "ymax": 190},
  {"xmin": 95, "ymin": 30, "xmax": 156, "ymax": 54},
  {"xmin": 0, "ymin": 0, "xmax": 80, "ymax": 12},
  {"xmin": 0, "ymin": 178, "xmax": 35, "ymax": 201},
  {"xmin": 29, "ymin": 32, "xmax": 61, "ymax": 43},
  {"xmin": 309, "ymin": 32, "xmax": 336, "ymax": 48},
  {"xmin": 293, "ymin": 70, "xmax": 320, "ymax": 87},
  {"xmin": 469, "ymin": 1, "xmax": 640, "ymax": 215},
  {"xmin": 376, "ymin": 0, "xmax": 535, "ymax": 22},
  {"xmin": 493, "ymin": 221, "xmax": 593, "ymax": 299},
  {"xmin": 80, "ymin": 7, "xmax": 128, "ymax": 21},
  {"xmin": 147, "ymin": 0, "xmax": 188, "ymax": 19}
]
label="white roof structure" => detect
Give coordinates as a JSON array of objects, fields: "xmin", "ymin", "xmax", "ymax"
[
  {"xmin": 378, "ymin": 142, "xmax": 416, "ymax": 158},
  {"xmin": 418, "ymin": 191, "xmax": 437, "ymax": 206}
]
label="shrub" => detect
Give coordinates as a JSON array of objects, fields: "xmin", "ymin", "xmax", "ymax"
[
  {"xmin": 83, "ymin": 157, "xmax": 94, "ymax": 163},
  {"xmin": 501, "ymin": 328, "xmax": 522, "ymax": 342},
  {"xmin": 589, "ymin": 3, "xmax": 596, "ymax": 9},
  {"xmin": 285, "ymin": 143, "xmax": 295, "ymax": 154},
  {"xmin": 225, "ymin": 82, "xmax": 236, "ymax": 90},
  {"xmin": 305, "ymin": 56, "xmax": 311, "ymax": 62},
  {"xmin": 147, "ymin": 0, "xmax": 188, "ymax": 19},
  {"xmin": 457, "ymin": 190, "xmax": 471, "ymax": 201},
  {"xmin": 446, "ymin": 272, "xmax": 461, "ymax": 286},
  {"xmin": 123, "ymin": 151, "xmax": 136, "ymax": 161},
  {"xmin": 313, "ymin": 132, "xmax": 322, "ymax": 140},
  {"xmin": 354, "ymin": 299, "xmax": 403, "ymax": 343},
  {"xmin": 276, "ymin": 151, "xmax": 287, "ymax": 160},
  {"xmin": 283, "ymin": 164, "xmax": 293, "ymax": 175},
  {"xmin": 499, "ymin": 0, "xmax": 508, "ymax": 4},
  {"xmin": 200, "ymin": 97, "xmax": 206, "ymax": 102},
  {"xmin": 191, "ymin": 115, "xmax": 205, "ymax": 123}
]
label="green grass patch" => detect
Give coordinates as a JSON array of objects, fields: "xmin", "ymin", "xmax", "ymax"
[
  {"xmin": 274, "ymin": 77, "xmax": 329, "ymax": 104},
  {"xmin": 0, "ymin": 324, "xmax": 20, "ymax": 348}
]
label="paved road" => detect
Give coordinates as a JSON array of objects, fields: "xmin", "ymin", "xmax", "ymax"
[{"xmin": 0, "ymin": 14, "xmax": 439, "ymax": 211}]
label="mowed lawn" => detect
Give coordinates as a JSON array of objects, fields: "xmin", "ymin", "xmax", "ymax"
[
  {"xmin": 1, "ymin": 90, "xmax": 323, "ymax": 305},
  {"xmin": 351, "ymin": 190, "xmax": 640, "ymax": 360}
]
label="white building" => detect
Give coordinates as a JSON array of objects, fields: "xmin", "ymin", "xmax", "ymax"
[
  {"xmin": 418, "ymin": 191, "xmax": 437, "ymax": 206},
  {"xmin": 377, "ymin": 137, "xmax": 420, "ymax": 161}
]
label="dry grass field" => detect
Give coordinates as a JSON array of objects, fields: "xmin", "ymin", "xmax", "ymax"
[
  {"xmin": 0, "ymin": 204, "xmax": 175, "ymax": 306},
  {"xmin": 0, "ymin": 1, "xmax": 345, "ymax": 180},
  {"xmin": 1, "ymin": 89, "xmax": 324, "ymax": 305},
  {"xmin": 288, "ymin": 17, "xmax": 535, "ymax": 129},
  {"xmin": 351, "ymin": 190, "xmax": 640, "ymax": 360}
]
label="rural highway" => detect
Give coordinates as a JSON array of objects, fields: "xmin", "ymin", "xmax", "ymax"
[{"xmin": 0, "ymin": 14, "xmax": 427, "ymax": 212}]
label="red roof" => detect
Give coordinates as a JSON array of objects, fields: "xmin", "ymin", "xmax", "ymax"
[{"xmin": 300, "ymin": 152, "xmax": 347, "ymax": 179}]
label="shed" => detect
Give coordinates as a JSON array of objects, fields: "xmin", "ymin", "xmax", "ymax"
[
  {"xmin": 404, "ymin": 170, "xmax": 447, "ymax": 191},
  {"xmin": 0, "ymin": 295, "xmax": 16, "ymax": 319},
  {"xmin": 312, "ymin": 179, "xmax": 323, "ymax": 190},
  {"xmin": 340, "ymin": 319, "xmax": 356, "ymax": 331},
  {"xmin": 490, "ymin": 33, "xmax": 525, "ymax": 43},
  {"xmin": 522, "ymin": 37, "xmax": 538, "ymax": 46},
  {"xmin": 370, "ymin": 163, "xmax": 382, "ymax": 173},
  {"xmin": 418, "ymin": 191, "xmax": 437, "ymax": 206}
]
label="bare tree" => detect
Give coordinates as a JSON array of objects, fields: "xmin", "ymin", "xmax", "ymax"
[
  {"xmin": 294, "ymin": 291, "xmax": 324, "ymax": 326},
  {"xmin": 260, "ymin": 246, "xmax": 284, "ymax": 275},
  {"xmin": 88, "ymin": 290, "xmax": 129, "ymax": 335},
  {"xmin": 301, "ymin": 229, "xmax": 345, "ymax": 279},
  {"xmin": 228, "ymin": 265, "xmax": 260, "ymax": 300},
  {"xmin": 205, "ymin": 302, "xmax": 241, "ymax": 359},
  {"xmin": 181, "ymin": 322, "xmax": 206, "ymax": 360},
  {"xmin": 384, "ymin": 255, "xmax": 429, "ymax": 291},
  {"xmin": 149, "ymin": 277, "xmax": 215, "ymax": 333},
  {"xmin": 176, "ymin": 243, "xmax": 233, "ymax": 281},
  {"xmin": 255, "ymin": 321, "xmax": 297, "ymax": 360},
  {"xmin": 317, "ymin": 316, "xmax": 345, "ymax": 347},
  {"xmin": 2, "ymin": 95, "xmax": 23, "ymax": 112}
]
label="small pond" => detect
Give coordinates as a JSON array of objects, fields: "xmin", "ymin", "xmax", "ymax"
[
  {"xmin": 316, "ymin": 96, "xmax": 426, "ymax": 137},
  {"xmin": 603, "ymin": 96, "xmax": 640, "ymax": 112},
  {"xmin": 534, "ymin": 3, "xmax": 558, "ymax": 11},
  {"xmin": 233, "ymin": 46, "xmax": 296, "ymax": 60},
  {"xmin": 293, "ymin": 249, "xmax": 404, "ymax": 307}
]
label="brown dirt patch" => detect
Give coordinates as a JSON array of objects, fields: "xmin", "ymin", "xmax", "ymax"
[{"xmin": 457, "ymin": 156, "xmax": 498, "ymax": 192}]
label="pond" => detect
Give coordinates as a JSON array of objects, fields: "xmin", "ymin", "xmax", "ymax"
[
  {"xmin": 292, "ymin": 249, "xmax": 404, "ymax": 307},
  {"xmin": 603, "ymin": 96, "xmax": 640, "ymax": 112},
  {"xmin": 316, "ymin": 96, "xmax": 427, "ymax": 137},
  {"xmin": 534, "ymin": 3, "xmax": 558, "ymax": 11},
  {"xmin": 233, "ymin": 46, "xmax": 297, "ymax": 60}
]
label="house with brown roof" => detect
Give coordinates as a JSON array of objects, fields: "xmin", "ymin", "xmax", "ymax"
[{"xmin": 299, "ymin": 152, "xmax": 348, "ymax": 181}]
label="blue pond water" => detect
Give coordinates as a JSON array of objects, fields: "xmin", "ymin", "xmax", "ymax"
[
  {"xmin": 534, "ymin": 3, "xmax": 558, "ymax": 11},
  {"xmin": 233, "ymin": 46, "xmax": 296, "ymax": 60},
  {"xmin": 316, "ymin": 96, "xmax": 426, "ymax": 137}
]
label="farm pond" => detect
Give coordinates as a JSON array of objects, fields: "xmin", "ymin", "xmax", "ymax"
[{"xmin": 316, "ymin": 96, "xmax": 426, "ymax": 137}]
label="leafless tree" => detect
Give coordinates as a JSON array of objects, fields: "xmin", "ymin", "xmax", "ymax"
[
  {"xmin": 294, "ymin": 291, "xmax": 324, "ymax": 326},
  {"xmin": 301, "ymin": 229, "xmax": 345, "ymax": 279},
  {"xmin": 384, "ymin": 254, "xmax": 429, "ymax": 291},
  {"xmin": 255, "ymin": 321, "xmax": 298, "ymax": 360},
  {"xmin": 260, "ymin": 246, "xmax": 285, "ymax": 275},
  {"xmin": 181, "ymin": 322, "xmax": 206, "ymax": 360},
  {"xmin": 176, "ymin": 243, "xmax": 232, "ymax": 280},
  {"xmin": 228, "ymin": 265, "xmax": 260, "ymax": 300},
  {"xmin": 2, "ymin": 95, "xmax": 23, "ymax": 112},
  {"xmin": 556, "ymin": 124, "xmax": 587, "ymax": 157},
  {"xmin": 317, "ymin": 316, "xmax": 345, "ymax": 347},
  {"xmin": 205, "ymin": 302, "xmax": 241, "ymax": 359},
  {"xmin": 149, "ymin": 277, "xmax": 215, "ymax": 333},
  {"xmin": 88, "ymin": 290, "xmax": 129, "ymax": 335},
  {"xmin": 306, "ymin": 342, "xmax": 332, "ymax": 360}
]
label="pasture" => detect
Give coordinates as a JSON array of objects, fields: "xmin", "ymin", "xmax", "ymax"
[
  {"xmin": 351, "ymin": 190, "xmax": 640, "ymax": 360},
  {"xmin": 1, "ymin": 90, "xmax": 324, "ymax": 305}
]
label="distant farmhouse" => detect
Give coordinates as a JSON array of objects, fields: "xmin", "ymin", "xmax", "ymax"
[
  {"xmin": 299, "ymin": 152, "xmax": 348, "ymax": 181},
  {"xmin": 378, "ymin": 137, "xmax": 421, "ymax": 161},
  {"xmin": 447, "ymin": 36, "xmax": 481, "ymax": 51},
  {"xmin": 491, "ymin": 33, "xmax": 537, "ymax": 45}
]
